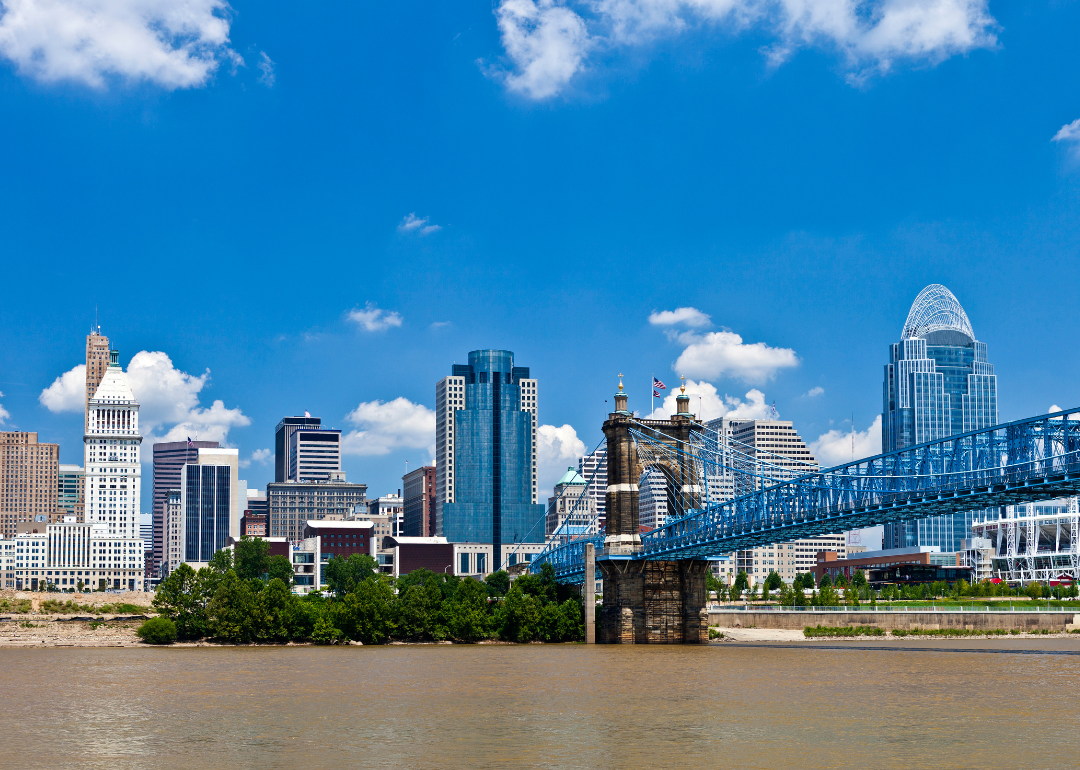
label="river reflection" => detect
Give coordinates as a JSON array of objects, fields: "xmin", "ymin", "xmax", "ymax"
[{"xmin": 1, "ymin": 644, "xmax": 1077, "ymax": 770}]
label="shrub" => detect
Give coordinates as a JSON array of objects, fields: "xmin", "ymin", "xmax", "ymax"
[
  {"xmin": 136, "ymin": 617, "xmax": 177, "ymax": 645},
  {"xmin": 708, "ymin": 628, "xmax": 724, "ymax": 640},
  {"xmin": 803, "ymin": 625, "xmax": 883, "ymax": 638}
]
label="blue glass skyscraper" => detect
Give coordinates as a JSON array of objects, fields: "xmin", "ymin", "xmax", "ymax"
[
  {"xmin": 882, "ymin": 285, "xmax": 998, "ymax": 551},
  {"xmin": 435, "ymin": 350, "xmax": 545, "ymax": 568}
]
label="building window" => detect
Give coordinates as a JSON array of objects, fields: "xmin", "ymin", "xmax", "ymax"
[{"xmin": 460, "ymin": 553, "xmax": 470, "ymax": 574}]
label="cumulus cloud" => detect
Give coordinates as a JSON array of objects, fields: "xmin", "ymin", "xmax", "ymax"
[
  {"xmin": 648, "ymin": 306, "xmax": 712, "ymax": 328},
  {"xmin": 0, "ymin": 391, "xmax": 8, "ymax": 425},
  {"xmin": 492, "ymin": 0, "xmax": 997, "ymax": 98},
  {"xmin": 1052, "ymin": 120, "xmax": 1080, "ymax": 158},
  {"xmin": 495, "ymin": 0, "xmax": 590, "ymax": 99},
  {"xmin": 809, "ymin": 414, "xmax": 882, "ymax": 467},
  {"xmin": 1049, "ymin": 405, "xmax": 1079, "ymax": 420},
  {"xmin": 257, "ymin": 51, "xmax": 274, "ymax": 87},
  {"xmin": 644, "ymin": 380, "xmax": 771, "ymax": 421},
  {"xmin": 803, "ymin": 386, "xmax": 825, "ymax": 397},
  {"xmin": 537, "ymin": 423, "xmax": 587, "ymax": 498},
  {"xmin": 240, "ymin": 447, "xmax": 271, "ymax": 468},
  {"xmin": 40, "ymin": 352, "xmax": 249, "ymax": 444},
  {"xmin": 126, "ymin": 351, "xmax": 249, "ymax": 442},
  {"xmin": 0, "ymin": 0, "xmax": 241, "ymax": 89},
  {"xmin": 39, "ymin": 364, "xmax": 86, "ymax": 412},
  {"xmin": 348, "ymin": 303, "xmax": 404, "ymax": 332},
  {"xmin": 672, "ymin": 329, "xmax": 798, "ymax": 383},
  {"xmin": 397, "ymin": 213, "xmax": 442, "ymax": 235},
  {"xmin": 342, "ymin": 398, "xmax": 435, "ymax": 458}
]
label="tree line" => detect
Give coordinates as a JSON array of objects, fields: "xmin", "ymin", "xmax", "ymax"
[{"xmin": 147, "ymin": 536, "xmax": 584, "ymax": 645}]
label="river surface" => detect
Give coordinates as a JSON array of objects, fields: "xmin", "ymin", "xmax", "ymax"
[{"xmin": 1, "ymin": 643, "xmax": 1077, "ymax": 769}]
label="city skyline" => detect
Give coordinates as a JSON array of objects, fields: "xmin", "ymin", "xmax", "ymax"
[{"xmin": 1, "ymin": 0, "xmax": 1079, "ymax": 508}]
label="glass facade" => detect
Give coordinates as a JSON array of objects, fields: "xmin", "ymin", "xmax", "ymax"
[
  {"xmin": 882, "ymin": 287, "xmax": 998, "ymax": 552},
  {"xmin": 441, "ymin": 350, "xmax": 545, "ymax": 567},
  {"xmin": 182, "ymin": 464, "xmax": 231, "ymax": 563}
]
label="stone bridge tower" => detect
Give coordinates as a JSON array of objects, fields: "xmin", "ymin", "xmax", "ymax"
[{"xmin": 598, "ymin": 379, "xmax": 710, "ymax": 644}]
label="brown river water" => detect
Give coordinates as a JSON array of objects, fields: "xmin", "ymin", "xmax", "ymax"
[{"xmin": 1, "ymin": 643, "xmax": 1077, "ymax": 770}]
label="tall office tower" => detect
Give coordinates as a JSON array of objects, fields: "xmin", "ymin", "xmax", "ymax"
[
  {"xmin": 163, "ymin": 490, "xmax": 182, "ymax": 576},
  {"xmin": 275, "ymin": 415, "xmax": 322, "ymax": 482},
  {"xmin": 637, "ymin": 468, "xmax": 670, "ymax": 530},
  {"xmin": 0, "ymin": 432, "xmax": 60, "ymax": 537},
  {"xmin": 289, "ymin": 428, "xmax": 342, "ymax": 482},
  {"xmin": 882, "ymin": 284, "xmax": 998, "ymax": 552},
  {"xmin": 152, "ymin": 439, "xmax": 219, "ymax": 577},
  {"xmin": 57, "ymin": 464, "xmax": 85, "ymax": 522},
  {"xmin": 403, "ymin": 466, "xmax": 436, "ymax": 537},
  {"xmin": 178, "ymin": 463, "xmax": 232, "ymax": 566},
  {"xmin": 435, "ymin": 350, "xmax": 544, "ymax": 567},
  {"xmin": 731, "ymin": 419, "xmax": 818, "ymax": 485},
  {"xmin": 85, "ymin": 329, "xmax": 110, "ymax": 418},
  {"xmin": 577, "ymin": 447, "xmax": 607, "ymax": 531},
  {"xmin": 83, "ymin": 347, "xmax": 142, "ymax": 541}
]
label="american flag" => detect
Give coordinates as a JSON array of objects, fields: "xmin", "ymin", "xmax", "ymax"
[
  {"xmin": 187, "ymin": 436, "xmax": 193, "ymax": 448},
  {"xmin": 653, "ymin": 390, "xmax": 661, "ymax": 398},
  {"xmin": 653, "ymin": 377, "xmax": 666, "ymax": 390}
]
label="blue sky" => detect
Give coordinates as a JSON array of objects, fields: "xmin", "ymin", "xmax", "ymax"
[{"xmin": 1, "ymin": 0, "xmax": 1079, "ymax": 517}]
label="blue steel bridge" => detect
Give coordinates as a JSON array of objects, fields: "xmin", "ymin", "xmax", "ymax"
[{"xmin": 531, "ymin": 406, "xmax": 1080, "ymax": 584}]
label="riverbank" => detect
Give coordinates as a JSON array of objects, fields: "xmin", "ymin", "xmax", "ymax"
[{"xmin": 711, "ymin": 625, "xmax": 1080, "ymax": 647}]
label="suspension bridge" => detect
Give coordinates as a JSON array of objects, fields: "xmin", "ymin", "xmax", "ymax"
[{"xmin": 529, "ymin": 384, "xmax": 1080, "ymax": 643}]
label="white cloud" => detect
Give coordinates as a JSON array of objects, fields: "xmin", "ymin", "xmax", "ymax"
[
  {"xmin": 1052, "ymin": 119, "xmax": 1080, "ymax": 158},
  {"xmin": 257, "ymin": 51, "xmax": 274, "ymax": 87},
  {"xmin": 672, "ymin": 329, "xmax": 798, "ymax": 383},
  {"xmin": 803, "ymin": 386, "xmax": 825, "ymax": 397},
  {"xmin": 644, "ymin": 380, "xmax": 771, "ymax": 421},
  {"xmin": 0, "ymin": 0, "xmax": 240, "ymax": 90},
  {"xmin": 240, "ymin": 447, "xmax": 271, "ymax": 468},
  {"xmin": 809, "ymin": 414, "xmax": 882, "ymax": 467},
  {"xmin": 41, "ymin": 351, "xmax": 249, "ymax": 444},
  {"xmin": 493, "ymin": 0, "xmax": 997, "ymax": 98},
  {"xmin": 537, "ymin": 423, "xmax": 587, "ymax": 498},
  {"xmin": 397, "ymin": 213, "xmax": 442, "ymax": 235},
  {"xmin": 39, "ymin": 364, "xmax": 86, "ymax": 412},
  {"xmin": 0, "ymin": 391, "xmax": 8, "ymax": 425},
  {"xmin": 342, "ymin": 398, "xmax": 435, "ymax": 458},
  {"xmin": 495, "ymin": 0, "xmax": 590, "ymax": 99},
  {"xmin": 648, "ymin": 306, "xmax": 712, "ymax": 328},
  {"xmin": 347, "ymin": 303, "xmax": 404, "ymax": 332}
]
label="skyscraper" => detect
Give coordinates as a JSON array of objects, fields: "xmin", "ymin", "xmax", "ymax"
[
  {"xmin": 288, "ymin": 427, "xmax": 342, "ymax": 481},
  {"xmin": 402, "ymin": 466, "xmax": 436, "ymax": 537},
  {"xmin": 84, "ymin": 329, "xmax": 110, "ymax": 417},
  {"xmin": 274, "ymin": 415, "xmax": 322, "ymax": 482},
  {"xmin": 435, "ymin": 350, "xmax": 544, "ymax": 568},
  {"xmin": 882, "ymin": 284, "xmax": 998, "ymax": 551},
  {"xmin": 57, "ymin": 464, "xmax": 85, "ymax": 522},
  {"xmin": 152, "ymin": 440, "xmax": 219, "ymax": 577},
  {"xmin": 0, "ymin": 432, "xmax": 59, "ymax": 537},
  {"xmin": 83, "ymin": 344, "xmax": 142, "ymax": 541}
]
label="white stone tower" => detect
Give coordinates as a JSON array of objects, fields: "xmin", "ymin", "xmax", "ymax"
[{"xmin": 83, "ymin": 343, "xmax": 142, "ymax": 540}]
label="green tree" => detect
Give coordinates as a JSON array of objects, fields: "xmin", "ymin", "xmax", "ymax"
[
  {"xmin": 207, "ymin": 570, "xmax": 258, "ymax": 643},
  {"xmin": 445, "ymin": 578, "xmax": 492, "ymax": 642},
  {"xmin": 852, "ymin": 570, "xmax": 867, "ymax": 588},
  {"xmin": 396, "ymin": 576, "xmax": 448, "ymax": 641},
  {"xmin": 153, "ymin": 563, "xmax": 210, "ymax": 640},
  {"xmin": 334, "ymin": 577, "xmax": 396, "ymax": 644},
  {"xmin": 136, "ymin": 616, "xmax": 177, "ymax": 644},
  {"xmin": 234, "ymin": 536, "xmax": 271, "ymax": 580},
  {"xmin": 764, "ymin": 571, "xmax": 783, "ymax": 592},
  {"xmin": 494, "ymin": 584, "xmax": 542, "ymax": 642},
  {"xmin": 253, "ymin": 578, "xmax": 302, "ymax": 642},
  {"xmin": 324, "ymin": 553, "xmax": 379, "ymax": 597},
  {"xmin": 819, "ymin": 574, "xmax": 833, "ymax": 589},
  {"xmin": 733, "ymin": 571, "xmax": 749, "ymax": 592},
  {"xmin": 267, "ymin": 555, "xmax": 294, "ymax": 585},
  {"xmin": 835, "ymin": 573, "xmax": 850, "ymax": 588},
  {"xmin": 312, "ymin": 612, "xmax": 345, "ymax": 644},
  {"xmin": 208, "ymin": 548, "xmax": 233, "ymax": 574},
  {"xmin": 485, "ymin": 570, "xmax": 511, "ymax": 597},
  {"xmin": 817, "ymin": 584, "xmax": 841, "ymax": 607}
]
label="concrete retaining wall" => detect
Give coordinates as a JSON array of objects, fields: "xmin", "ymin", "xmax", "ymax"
[{"xmin": 708, "ymin": 610, "xmax": 1080, "ymax": 632}]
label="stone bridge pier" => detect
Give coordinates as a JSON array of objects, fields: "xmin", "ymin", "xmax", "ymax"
[{"xmin": 597, "ymin": 379, "xmax": 710, "ymax": 644}]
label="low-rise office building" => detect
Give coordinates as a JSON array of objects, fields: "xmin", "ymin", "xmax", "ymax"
[
  {"xmin": 814, "ymin": 546, "xmax": 958, "ymax": 583},
  {"xmin": 4, "ymin": 516, "xmax": 145, "ymax": 591}
]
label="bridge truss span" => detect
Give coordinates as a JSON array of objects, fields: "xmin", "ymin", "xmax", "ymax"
[{"xmin": 534, "ymin": 407, "xmax": 1080, "ymax": 583}]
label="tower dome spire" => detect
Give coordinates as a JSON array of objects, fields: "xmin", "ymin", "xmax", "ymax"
[{"xmin": 901, "ymin": 284, "xmax": 975, "ymax": 341}]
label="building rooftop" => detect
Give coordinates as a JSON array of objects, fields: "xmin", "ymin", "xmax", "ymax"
[
  {"xmin": 555, "ymin": 467, "xmax": 586, "ymax": 487},
  {"xmin": 901, "ymin": 284, "xmax": 975, "ymax": 342}
]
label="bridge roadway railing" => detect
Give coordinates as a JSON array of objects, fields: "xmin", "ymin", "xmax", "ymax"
[{"xmin": 532, "ymin": 407, "xmax": 1080, "ymax": 583}]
